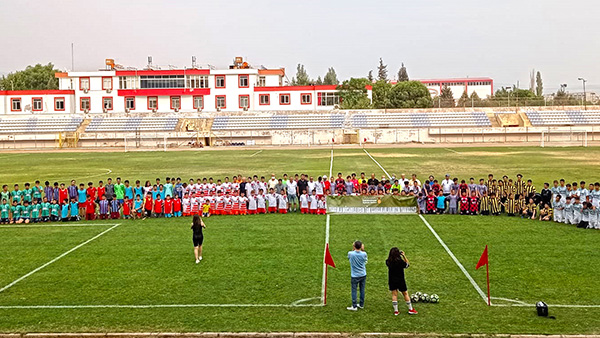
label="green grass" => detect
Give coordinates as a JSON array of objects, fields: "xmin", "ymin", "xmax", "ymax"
[{"xmin": 1, "ymin": 145, "xmax": 600, "ymax": 334}]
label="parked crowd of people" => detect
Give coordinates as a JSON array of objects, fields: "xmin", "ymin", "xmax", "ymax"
[{"xmin": 1, "ymin": 173, "xmax": 599, "ymax": 229}]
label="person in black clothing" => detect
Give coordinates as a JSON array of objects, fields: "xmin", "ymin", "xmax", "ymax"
[
  {"xmin": 191, "ymin": 214, "xmax": 206, "ymax": 264},
  {"xmin": 540, "ymin": 183, "xmax": 552, "ymax": 207},
  {"xmin": 297, "ymin": 174, "xmax": 308, "ymax": 197},
  {"xmin": 386, "ymin": 247, "xmax": 417, "ymax": 316}
]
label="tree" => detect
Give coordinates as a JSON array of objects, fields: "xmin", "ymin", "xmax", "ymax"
[
  {"xmin": 315, "ymin": 76, "xmax": 323, "ymax": 85},
  {"xmin": 372, "ymin": 80, "xmax": 392, "ymax": 109},
  {"xmin": 290, "ymin": 64, "xmax": 310, "ymax": 86},
  {"xmin": 323, "ymin": 67, "xmax": 339, "ymax": 85},
  {"xmin": 535, "ymin": 71, "xmax": 543, "ymax": 97},
  {"xmin": 470, "ymin": 92, "xmax": 482, "ymax": 106},
  {"xmin": 0, "ymin": 63, "xmax": 59, "ymax": 90},
  {"xmin": 438, "ymin": 84, "xmax": 455, "ymax": 107},
  {"xmin": 337, "ymin": 78, "xmax": 372, "ymax": 109},
  {"xmin": 367, "ymin": 70, "xmax": 374, "ymax": 83},
  {"xmin": 389, "ymin": 81, "xmax": 432, "ymax": 108},
  {"xmin": 397, "ymin": 63, "xmax": 409, "ymax": 82},
  {"xmin": 457, "ymin": 90, "xmax": 470, "ymax": 108},
  {"xmin": 377, "ymin": 58, "xmax": 388, "ymax": 82}
]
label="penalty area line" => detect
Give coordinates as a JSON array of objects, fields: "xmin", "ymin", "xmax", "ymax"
[
  {"xmin": 0, "ymin": 223, "xmax": 120, "ymax": 228},
  {"xmin": 249, "ymin": 150, "xmax": 263, "ymax": 157},
  {"xmin": 0, "ymin": 223, "xmax": 121, "ymax": 294},
  {"xmin": 0, "ymin": 303, "xmax": 324, "ymax": 309},
  {"xmin": 362, "ymin": 148, "xmax": 391, "ymax": 178}
]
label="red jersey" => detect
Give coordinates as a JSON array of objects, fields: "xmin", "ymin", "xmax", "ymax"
[
  {"xmin": 86, "ymin": 187, "xmax": 97, "ymax": 200},
  {"xmin": 432, "ymin": 183, "xmax": 441, "ymax": 194},
  {"xmin": 469, "ymin": 197, "xmax": 479, "ymax": 212},
  {"xmin": 123, "ymin": 202, "xmax": 131, "ymax": 215},
  {"xmin": 153, "ymin": 199, "xmax": 163, "ymax": 213},
  {"xmin": 426, "ymin": 195, "xmax": 436, "ymax": 211},
  {"xmin": 173, "ymin": 199, "xmax": 182, "ymax": 212},
  {"xmin": 460, "ymin": 197, "xmax": 470, "ymax": 210},
  {"xmin": 164, "ymin": 199, "xmax": 173, "ymax": 213},
  {"xmin": 85, "ymin": 200, "xmax": 96, "ymax": 213},
  {"xmin": 59, "ymin": 189, "xmax": 68, "ymax": 204},
  {"xmin": 324, "ymin": 181, "xmax": 331, "ymax": 194},
  {"xmin": 97, "ymin": 186, "xmax": 106, "ymax": 199},
  {"xmin": 144, "ymin": 197, "xmax": 153, "ymax": 210}
]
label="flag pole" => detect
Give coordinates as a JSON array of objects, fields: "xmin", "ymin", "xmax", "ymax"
[
  {"xmin": 324, "ymin": 265, "xmax": 328, "ymax": 305},
  {"xmin": 486, "ymin": 255, "xmax": 491, "ymax": 306}
]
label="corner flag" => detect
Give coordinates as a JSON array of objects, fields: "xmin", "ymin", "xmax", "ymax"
[
  {"xmin": 324, "ymin": 243, "xmax": 336, "ymax": 268},
  {"xmin": 322, "ymin": 243, "xmax": 336, "ymax": 305},
  {"xmin": 475, "ymin": 245, "xmax": 491, "ymax": 306}
]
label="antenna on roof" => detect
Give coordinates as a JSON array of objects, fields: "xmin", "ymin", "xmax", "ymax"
[
  {"xmin": 192, "ymin": 56, "xmax": 197, "ymax": 68},
  {"xmin": 147, "ymin": 56, "xmax": 153, "ymax": 69}
]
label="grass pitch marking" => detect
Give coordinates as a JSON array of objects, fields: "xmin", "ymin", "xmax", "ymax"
[
  {"xmin": 0, "ymin": 223, "xmax": 121, "ymax": 294},
  {"xmin": 0, "ymin": 223, "xmax": 119, "ymax": 228},
  {"xmin": 321, "ymin": 148, "xmax": 334, "ymax": 304},
  {"xmin": 363, "ymin": 148, "xmax": 391, "ymax": 178},
  {"xmin": 0, "ymin": 302, "xmax": 323, "ymax": 309},
  {"xmin": 444, "ymin": 148, "xmax": 461, "ymax": 154},
  {"xmin": 249, "ymin": 150, "xmax": 263, "ymax": 157}
]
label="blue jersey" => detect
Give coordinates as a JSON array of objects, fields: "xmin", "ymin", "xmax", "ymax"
[
  {"xmin": 125, "ymin": 187, "xmax": 134, "ymax": 199},
  {"xmin": 110, "ymin": 199, "xmax": 120, "ymax": 212},
  {"xmin": 134, "ymin": 187, "xmax": 143, "ymax": 199},
  {"xmin": 70, "ymin": 202, "xmax": 79, "ymax": 216},
  {"xmin": 134, "ymin": 200, "xmax": 143, "ymax": 211},
  {"xmin": 61, "ymin": 204, "xmax": 70, "ymax": 218},
  {"xmin": 77, "ymin": 189, "xmax": 87, "ymax": 203}
]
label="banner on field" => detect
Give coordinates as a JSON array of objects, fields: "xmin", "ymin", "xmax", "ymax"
[{"xmin": 326, "ymin": 195, "xmax": 417, "ymax": 214}]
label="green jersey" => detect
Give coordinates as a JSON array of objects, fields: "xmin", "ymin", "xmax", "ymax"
[
  {"xmin": 41, "ymin": 202, "xmax": 51, "ymax": 217},
  {"xmin": 0, "ymin": 191, "xmax": 10, "ymax": 203},
  {"xmin": 33, "ymin": 186, "xmax": 42, "ymax": 199},
  {"xmin": 50, "ymin": 204, "xmax": 60, "ymax": 216},
  {"xmin": 114, "ymin": 184, "xmax": 125, "ymax": 199},
  {"xmin": 21, "ymin": 205, "xmax": 31, "ymax": 218},
  {"xmin": 0, "ymin": 203, "xmax": 9, "ymax": 218},
  {"xmin": 11, "ymin": 205, "xmax": 21, "ymax": 218},
  {"xmin": 11, "ymin": 190, "xmax": 22, "ymax": 203},
  {"xmin": 23, "ymin": 189, "xmax": 33, "ymax": 203},
  {"xmin": 31, "ymin": 204, "xmax": 41, "ymax": 218}
]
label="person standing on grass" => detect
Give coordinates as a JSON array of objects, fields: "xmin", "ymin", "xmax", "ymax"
[
  {"xmin": 191, "ymin": 214, "xmax": 206, "ymax": 264},
  {"xmin": 347, "ymin": 241, "xmax": 367, "ymax": 311},
  {"xmin": 386, "ymin": 247, "xmax": 418, "ymax": 316}
]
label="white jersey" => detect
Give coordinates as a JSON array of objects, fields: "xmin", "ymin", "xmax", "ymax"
[
  {"xmin": 257, "ymin": 195, "xmax": 266, "ymax": 209},
  {"xmin": 267, "ymin": 193, "xmax": 278, "ymax": 208},
  {"xmin": 287, "ymin": 180, "xmax": 298, "ymax": 195},
  {"xmin": 277, "ymin": 195, "xmax": 288, "ymax": 209},
  {"xmin": 300, "ymin": 194, "xmax": 309, "ymax": 208},
  {"xmin": 182, "ymin": 197, "xmax": 191, "ymax": 212},
  {"xmin": 248, "ymin": 196, "xmax": 257, "ymax": 210},
  {"xmin": 317, "ymin": 200, "xmax": 325, "ymax": 209},
  {"xmin": 307, "ymin": 181, "xmax": 316, "ymax": 194},
  {"xmin": 309, "ymin": 195, "xmax": 318, "ymax": 210},
  {"xmin": 315, "ymin": 182, "xmax": 324, "ymax": 195}
]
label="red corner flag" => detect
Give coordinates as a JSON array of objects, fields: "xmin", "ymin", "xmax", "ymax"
[
  {"xmin": 475, "ymin": 245, "xmax": 491, "ymax": 306},
  {"xmin": 324, "ymin": 243, "xmax": 336, "ymax": 268}
]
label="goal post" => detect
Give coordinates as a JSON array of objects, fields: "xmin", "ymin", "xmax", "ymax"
[{"xmin": 540, "ymin": 130, "xmax": 588, "ymax": 148}]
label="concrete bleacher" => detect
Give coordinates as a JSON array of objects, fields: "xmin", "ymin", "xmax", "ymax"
[
  {"xmin": 350, "ymin": 111, "xmax": 491, "ymax": 128},
  {"xmin": 85, "ymin": 117, "xmax": 179, "ymax": 132},
  {"xmin": 211, "ymin": 114, "xmax": 345, "ymax": 130},
  {"xmin": 0, "ymin": 117, "xmax": 83, "ymax": 134},
  {"xmin": 526, "ymin": 110, "xmax": 600, "ymax": 126}
]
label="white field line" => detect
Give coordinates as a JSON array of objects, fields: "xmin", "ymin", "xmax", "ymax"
[
  {"xmin": 362, "ymin": 148, "xmax": 391, "ymax": 178},
  {"xmin": 0, "ymin": 223, "xmax": 121, "ymax": 293},
  {"xmin": 0, "ymin": 303, "xmax": 323, "ymax": 309},
  {"xmin": 249, "ymin": 150, "xmax": 263, "ymax": 157},
  {"xmin": 0, "ymin": 223, "xmax": 119, "ymax": 228},
  {"xmin": 321, "ymin": 148, "xmax": 334, "ymax": 304},
  {"xmin": 445, "ymin": 148, "xmax": 461, "ymax": 154},
  {"xmin": 329, "ymin": 149, "xmax": 333, "ymax": 178}
]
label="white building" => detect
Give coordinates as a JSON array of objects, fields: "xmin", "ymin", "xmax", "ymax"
[
  {"xmin": 418, "ymin": 77, "xmax": 494, "ymax": 98},
  {"xmin": 1, "ymin": 58, "xmax": 372, "ymax": 115}
]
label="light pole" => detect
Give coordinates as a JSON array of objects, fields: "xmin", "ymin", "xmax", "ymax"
[
  {"xmin": 578, "ymin": 77, "xmax": 587, "ymax": 110},
  {"xmin": 504, "ymin": 86, "xmax": 512, "ymax": 107}
]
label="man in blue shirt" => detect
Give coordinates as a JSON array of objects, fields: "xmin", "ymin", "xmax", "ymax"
[{"xmin": 347, "ymin": 240, "xmax": 368, "ymax": 311}]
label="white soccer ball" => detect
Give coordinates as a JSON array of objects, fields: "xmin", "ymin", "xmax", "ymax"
[
  {"xmin": 420, "ymin": 293, "xmax": 429, "ymax": 302},
  {"xmin": 411, "ymin": 294, "xmax": 419, "ymax": 303},
  {"xmin": 430, "ymin": 294, "xmax": 439, "ymax": 303},
  {"xmin": 415, "ymin": 291, "xmax": 422, "ymax": 298}
]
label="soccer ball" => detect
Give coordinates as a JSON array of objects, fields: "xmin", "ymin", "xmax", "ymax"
[
  {"xmin": 410, "ymin": 294, "xmax": 419, "ymax": 303},
  {"xmin": 420, "ymin": 293, "xmax": 429, "ymax": 302},
  {"xmin": 414, "ymin": 291, "xmax": 422, "ymax": 299},
  {"xmin": 430, "ymin": 294, "xmax": 440, "ymax": 303}
]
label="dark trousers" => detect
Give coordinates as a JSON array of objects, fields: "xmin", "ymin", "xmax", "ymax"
[{"xmin": 351, "ymin": 275, "xmax": 366, "ymax": 308}]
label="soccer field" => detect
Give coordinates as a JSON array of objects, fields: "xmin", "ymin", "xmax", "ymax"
[{"xmin": 1, "ymin": 146, "xmax": 600, "ymax": 334}]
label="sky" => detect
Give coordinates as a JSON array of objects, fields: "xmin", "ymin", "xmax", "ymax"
[{"xmin": 1, "ymin": 0, "xmax": 598, "ymax": 94}]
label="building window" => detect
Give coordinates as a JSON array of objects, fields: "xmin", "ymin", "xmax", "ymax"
[
  {"xmin": 11, "ymin": 98, "xmax": 21, "ymax": 111},
  {"xmin": 216, "ymin": 95, "xmax": 226, "ymax": 109},
  {"xmin": 193, "ymin": 96, "xmax": 204, "ymax": 109},
  {"xmin": 125, "ymin": 97, "xmax": 135, "ymax": 110},
  {"xmin": 54, "ymin": 97, "xmax": 65, "ymax": 111},
  {"xmin": 257, "ymin": 76, "xmax": 266, "ymax": 87},
  {"xmin": 102, "ymin": 77, "xmax": 113, "ymax": 90},
  {"xmin": 103, "ymin": 97, "xmax": 113, "ymax": 110},
  {"xmin": 301, "ymin": 93, "xmax": 312, "ymax": 105},
  {"xmin": 215, "ymin": 75, "xmax": 226, "ymax": 88},
  {"xmin": 80, "ymin": 97, "xmax": 91, "ymax": 111},
  {"xmin": 239, "ymin": 75, "xmax": 249, "ymax": 88},
  {"xmin": 32, "ymin": 98, "xmax": 43, "ymax": 111},
  {"xmin": 80, "ymin": 77, "xmax": 90, "ymax": 91},
  {"xmin": 239, "ymin": 95, "xmax": 249, "ymax": 109},
  {"xmin": 119, "ymin": 76, "xmax": 138, "ymax": 89},
  {"xmin": 259, "ymin": 94, "xmax": 270, "ymax": 105},
  {"xmin": 279, "ymin": 94, "xmax": 290, "ymax": 105},
  {"xmin": 170, "ymin": 96, "xmax": 181, "ymax": 110},
  {"xmin": 148, "ymin": 96, "xmax": 158, "ymax": 110},
  {"xmin": 317, "ymin": 92, "xmax": 340, "ymax": 106},
  {"xmin": 187, "ymin": 75, "xmax": 209, "ymax": 88},
  {"xmin": 140, "ymin": 75, "xmax": 185, "ymax": 89}
]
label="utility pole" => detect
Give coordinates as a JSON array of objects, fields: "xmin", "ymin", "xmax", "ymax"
[
  {"xmin": 71, "ymin": 43, "xmax": 74, "ymax": 71},
  {"xmin": 578, "ymin": 77, "xmax": 587, "ymax": 110}
]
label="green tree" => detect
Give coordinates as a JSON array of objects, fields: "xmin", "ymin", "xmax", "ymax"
[
  {"xmin": 315, "ymin": 76, "xmax": 323, "ymax": 85},
  {"xmin": 535, "ymin": 71, "xmax": 543, "ymax": 97},
  {"xmin": 457, "ymin": 90, "xmax": 470, "ymax": 108},
  {"xmin": 438, "ymin": 84, "xmax": 455, "ymax": 107},
  {"xmin": 372, "ymin": 80, "xmax": 392, "ymax": 109},
  {"xmin": 470, "ymin": 92, "xmax": 483, "ymax": 107},
  {"xmin": 290, "ymin": 64, "xmax": 310, "ymax": 86},
  {"xmin": 377, "ymin": 58, "xmax": 388, "ymax": 82},
  {"xmin": 0, "ymin": 63, "xmax": 59, "ymax": 90},
  {"xmin": 367, "ymin": 70, "xmax": 374, "ymax": 83},
  {"xmin": 323, "ymin": 67, "xmax": 339, "ymax": 85},
  {"xmin": 397, "ymin": 63, "xmax": 409, "ymax": 82},
  {"xmin": 336, "ymin": 78, "xmax": 372, "ymax": 109},
  {"xmin": 389, "ymin": 81, "xmax": 432, "ymax": 108}
]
